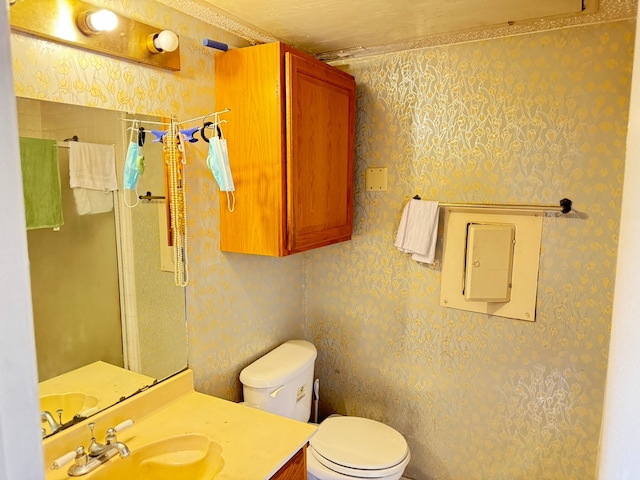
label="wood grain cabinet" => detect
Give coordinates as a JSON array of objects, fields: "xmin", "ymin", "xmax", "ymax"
[
  {"xmin": 214, "ymin": 42, "xmax": 356, "ymax": 256},
  {"xmin": 270, "ymin": 446, "xmax": 307, "ymax": 480}
]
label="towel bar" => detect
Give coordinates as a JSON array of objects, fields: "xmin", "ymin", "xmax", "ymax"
[{"xmin": 412, "ymin": 195, "xmax": 572, "ymax": 214}]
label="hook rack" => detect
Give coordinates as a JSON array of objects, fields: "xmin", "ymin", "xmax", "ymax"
[{"xmin": 119, "ymin": 108, "xmax": 230, "ymax": 129}]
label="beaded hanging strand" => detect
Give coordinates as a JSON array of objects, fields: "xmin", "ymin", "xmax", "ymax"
[
  {"xmin": 176, "ymin": 121, "xmax": 189, "ymax": 286},
  {"xmin": 165, "ymin": 118, "xmax": 189, "ymax": 286}
]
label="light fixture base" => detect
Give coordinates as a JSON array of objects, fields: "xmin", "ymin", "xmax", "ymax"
[
  {"xmin": 147, "ymin": 33, "xmax": 162, "ymax": 54},
  {"xmin": 10, "ymin": 0, "xmax": 180, "ymax": 71}
]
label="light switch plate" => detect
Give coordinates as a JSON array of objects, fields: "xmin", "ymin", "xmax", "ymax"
[{"xmin": 365, "ymin": 167, "xmax": 388, "ymax": 191}]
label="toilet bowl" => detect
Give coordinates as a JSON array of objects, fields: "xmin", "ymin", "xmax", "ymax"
[
  {"xmin": 239, "ymin": 340, "xmax": 410, "ymax": 480},
  {"xmin": 307, "ymin": 416, "xmax": 410, "ymax": 480}
]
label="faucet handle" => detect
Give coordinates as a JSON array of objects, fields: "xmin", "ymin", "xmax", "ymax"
[
  {"xmin": 114, "ymin": 419, "xmax": 134, "ymax": 432},
  {"xmin": 106, "ymin": 419, "xmax": 134, "ymax": 444},
  {"xmin": 73, "ymin": 446, "xmax": 88, "ymax": 467},
  {"xmin": 87, "ymin": 422, "xmax": 105, "ymax": 456},
  {"xmin": 50, "ymin": 447, "xmax": 81, "ymax": 470}
]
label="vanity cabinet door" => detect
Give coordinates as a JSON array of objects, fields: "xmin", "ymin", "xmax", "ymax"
[
  {"xmin": 215, "ymin": 42, "xmax": 355, "ymax": 257},
  {"xmin": 270, "ymin": 446, "xmax": 307, "ymax": 480},
  {"xmin": 285, "ymin": 52, "xmax": 355, "ymax": 254}
]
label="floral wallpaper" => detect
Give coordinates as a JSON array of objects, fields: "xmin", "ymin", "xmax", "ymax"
[
  {"xmin": 10, "ymin": 1, "xmax": 637, "ymax": 479},
  {"xmin": 305, "ymin": 20, "xmax": 634, "ymax": 480},
  {"xmin": 10, "ymin": 0, "xmax": 236, "ymax": 117}
]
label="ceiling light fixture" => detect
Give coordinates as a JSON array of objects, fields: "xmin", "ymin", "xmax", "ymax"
[
  {"xmin": 147, "ymin": 30, "xmax": 180, "ymax": 54},
  {"xmin": 77, "ymin": 9, "xmax": 118, "ymax": 35}
]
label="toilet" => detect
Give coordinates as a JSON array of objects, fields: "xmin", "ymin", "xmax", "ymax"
[{"xmin": 239, "ymin": 340, "xmax": 410, "ymax": 480}]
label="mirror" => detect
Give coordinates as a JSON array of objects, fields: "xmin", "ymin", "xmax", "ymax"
[{"xmin": 16, "ymin": 97, "xmax": 188, "ymax": 437}]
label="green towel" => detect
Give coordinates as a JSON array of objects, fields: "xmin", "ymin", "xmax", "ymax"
[{"xmin": 19, "ymin": 137, "xmax": 64, "ymax": 230}]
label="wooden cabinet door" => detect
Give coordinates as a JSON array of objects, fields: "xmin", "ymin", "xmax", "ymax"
[
  {"xmin": 270, "ymin": 446, "xmax": 307, "ymax": 480},
  {"xmin": 285, "ymin": 52, "xmax": 356, "ymax": 254}
]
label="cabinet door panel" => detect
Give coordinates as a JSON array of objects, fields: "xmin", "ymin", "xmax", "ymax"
[
  {"xmin": 286, "ymin": 53, "xmax": 356, "ymax": 253},
  {"xmin": 270, "ymin": 446, "xmax": 306, "ymax": 480}
]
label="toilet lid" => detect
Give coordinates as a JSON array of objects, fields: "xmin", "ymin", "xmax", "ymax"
[{"xmin": 309, "ymin": 416, "xmax": 409, "ymax": 472}]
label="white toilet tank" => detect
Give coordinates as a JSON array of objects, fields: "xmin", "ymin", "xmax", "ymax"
[{"xmin": 240, "ymin": 340, "xmax": 317, "ymax": 422}]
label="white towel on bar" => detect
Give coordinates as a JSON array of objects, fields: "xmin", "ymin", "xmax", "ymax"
[
  {"xmin": 394, "ymin": 199, "xmax": 440, "ymax": 264},
  {"xmin": 73, "ymin": 188, "xmax": 114, "ymax": 215},
  {"xmin": 69, "ymin": 141, "xmax": 118, "ymax": 191}
]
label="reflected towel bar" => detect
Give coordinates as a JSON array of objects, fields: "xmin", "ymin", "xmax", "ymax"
[
  {"xmin": 412, "ymin": 195, "xmax": 572, "ymax": 214},
  {"xmin": 139, "ymin": 191, "xmax": 165, "ymax": 201},
  {"xmin": 56, "ymin": 136, "xmax": 79, "ymax": 149}
]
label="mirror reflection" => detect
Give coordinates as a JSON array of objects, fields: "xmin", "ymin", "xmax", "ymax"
[{"xmin": 16, "ymin": 98, "xmax": 188, "ymax": 437}]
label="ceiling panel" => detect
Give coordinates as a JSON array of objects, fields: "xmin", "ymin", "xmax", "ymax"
[{"xmin": 197, "ymin": 0, "xmax": 584, "ymax": 54}]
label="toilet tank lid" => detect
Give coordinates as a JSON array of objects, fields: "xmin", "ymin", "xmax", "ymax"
[{"xmin": 240, "ymin": 340, "xmax": 317, "ymax": 388}]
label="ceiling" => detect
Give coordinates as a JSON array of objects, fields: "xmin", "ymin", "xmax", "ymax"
[{"xmin": 158, "ymin": 0, "xmax": 630, "ymax": 60}]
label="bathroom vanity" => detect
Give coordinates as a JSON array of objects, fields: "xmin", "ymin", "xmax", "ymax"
[{"xmin": 42, "ymin": 370, "xmax": 316, "ymax": 479}]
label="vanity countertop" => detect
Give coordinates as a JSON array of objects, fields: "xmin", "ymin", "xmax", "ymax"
[
  {"xmin": 43, "ymin": 370, "xmax": 317, "ymax": 480},
  {"xmin": 39, "ymin": 361, "xmax": 155, "ymax": 412}
]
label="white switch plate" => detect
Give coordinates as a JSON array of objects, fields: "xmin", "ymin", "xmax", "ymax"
[{"xmin": 365, "ymin": 167, "xmax": 388, "ymax": 191}]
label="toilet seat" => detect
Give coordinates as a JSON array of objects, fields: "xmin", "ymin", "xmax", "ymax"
[{"xmin": 308, "ymin": 416, "xmax": 410, "ymax": 479}]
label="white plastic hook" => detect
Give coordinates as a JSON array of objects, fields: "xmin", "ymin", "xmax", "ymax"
[{"xmin": 128, "ymin": 119, "xmax": 139, "ymax": 144}]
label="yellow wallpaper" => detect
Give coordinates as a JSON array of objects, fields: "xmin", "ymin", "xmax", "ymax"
[
  {"xmin": 11, "ymin": 2, "xmax": 635, "ymax": 478},
  {"xmin": 10, "ymin": 0, "xmax": 235, "ymax": 117},
  {"xmin": 305, "ymin": 21, "xmax": 634, "ymax": 480}
]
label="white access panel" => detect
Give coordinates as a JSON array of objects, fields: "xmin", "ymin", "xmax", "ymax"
[
  {"xmin": 440, "ymin": 209, "xmax": 543, "ymax": 322},
  {"xmin": 464, "ymin": 223, "xmax": 515, "ymax": 302}
]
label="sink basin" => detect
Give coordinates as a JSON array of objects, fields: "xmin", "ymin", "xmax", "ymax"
[
  {"xmin": 86, "ymin": 434, "xmax": 224, "ymax": 480},
  {"xmin": 40, "ymin": 392, "xmax": 99, "ymax": 425}
]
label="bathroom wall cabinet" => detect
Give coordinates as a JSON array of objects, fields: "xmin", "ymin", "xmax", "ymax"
[
  {"xmin": 214, "ymin": 42, "xmax": 356, "ymax": 256},
  {"xmin": 270, "ymin": 446, "xmax": 307, "ymax": 479}
]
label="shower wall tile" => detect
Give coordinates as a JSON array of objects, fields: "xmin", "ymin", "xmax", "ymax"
[{"xmin": 17, "ymin": 98, "xmax": 42, "ymax": 137}]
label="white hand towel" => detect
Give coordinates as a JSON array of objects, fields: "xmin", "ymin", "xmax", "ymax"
[
  {"xmin": 73, "ymin": 188, "xmax": 114, "ymax": 215},
  {"xmin": 69, "ymin": 142, "xmax": 118, "ymax": 191},
  {"xmin": 394, "ymin": 199, "xmax": 440, "ymax": 264}
]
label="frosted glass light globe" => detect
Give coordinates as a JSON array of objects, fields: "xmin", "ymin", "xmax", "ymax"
[
  {"xmin": 87, "ymin": 9, "xmax": 118, "ymax": 33},
  {"xmin": 154, "ymin": 30, "xmax": 179, "ymax": 53}
]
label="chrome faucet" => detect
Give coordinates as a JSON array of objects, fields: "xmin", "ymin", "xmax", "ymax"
[
  {"xmin": 65, "ymin": 442, "xmax": 130, "ymax": 477},
  {"xmin": 50, "ymin": 419, "xmax": 134, "ymax": 476},
  {"xmin": 41, "ymin": 409, "xmax": 63, "ymax": 434},
  {"xmin": 87, "ymin": 421, "xmax": 132, "ymax": 457}
]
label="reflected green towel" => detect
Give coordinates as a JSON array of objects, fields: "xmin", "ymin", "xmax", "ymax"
[{"xmin": 20, "ymin": 137, "xmax": 64, "ymax": 230}]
